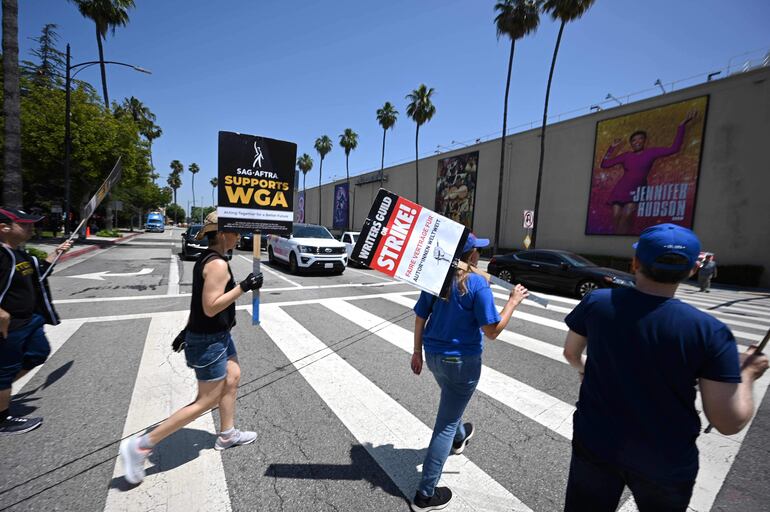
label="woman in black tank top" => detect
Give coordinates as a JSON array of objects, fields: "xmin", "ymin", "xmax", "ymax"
[{"xmin": 119, "ymin": 213, "xmax": 264, "ymax": 485}]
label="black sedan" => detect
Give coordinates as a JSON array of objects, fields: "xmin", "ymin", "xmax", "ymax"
[
  {"xmin": 487, "ymin": 249, "xmax": 635, "ymax": 298},
  {"xmin": 181, "ymin": 225, "xmax": 233, "ymax": 260},
  {"xmin": 236, "ymin": 232, "xmax": 268, "ymax": 251}
]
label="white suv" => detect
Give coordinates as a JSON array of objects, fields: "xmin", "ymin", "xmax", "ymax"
[{"xmin": 267, "ymin": 224, "xmax": 347, "ymax": 274}]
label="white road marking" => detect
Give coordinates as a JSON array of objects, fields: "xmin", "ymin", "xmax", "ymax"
[
  {"xmin": 12, "ymin": 319, "xmax": 85, "ymax": 393},
  {"xmin": 105, "ymin": 311, "xmax": 231, "ymax": 512},
  {"xmin": 63, "ymin": 268, "xmax": 154, "ymax": 281},
  {"xmin": 167, "ymin": 252, "xmax": 180, "ymax": 296},
  {"xmin": 325, "ymin": 299, "xmax": 574, "ymax": 439},
  {"xmin": 491, "ymin": 292, "xmax": 573, "ymax": 314},
  {"xmin": 344, "ymin": 265, "xmax": 394, "ymax": 282},
  {"xmin": 259, "ymin": 305, "xmax": 532, "ymax": 512},
  {"xmin": 239, "ymin": 255, "xmax": 301, "ymax": 287}
]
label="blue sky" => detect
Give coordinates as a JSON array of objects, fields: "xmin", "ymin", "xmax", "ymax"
[{"xmin": 18, "ymin": 0, "xmax": 770, "ymax": 211}]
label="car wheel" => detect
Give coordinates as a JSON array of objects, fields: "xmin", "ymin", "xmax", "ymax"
[
  {"xmin": 498, "ymin": 269, "xmax": 514, "ymax": 283},
  {"xmin": 289, "ymin": 252, "xmax": 299, "ymax": 274},
  {"xmin": 577, "ymin": 280, "xmax": 599, "ymax": 298},
  {"xmin": 268, "ymin": 246, "xmax": 275, "ymax": 264}
]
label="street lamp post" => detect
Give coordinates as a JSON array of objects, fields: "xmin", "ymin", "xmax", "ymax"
[{"xmin": 64, "ymin": 44, "xmax": 151, "ymax": 235}]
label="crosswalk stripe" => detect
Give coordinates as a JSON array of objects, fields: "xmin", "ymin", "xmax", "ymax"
[
  {"xmin": 677, "ymin": 296, "xmax": 770, "ymax": 315},
  {"xmin": 12, "ymin": 319, "xmax": 85, "ymax": 393},
  {"xmin": 104, "ymin": 311, "xmax": 232, "ymax": 512},
  {"xmin": 259, "ymin": 305, "xmax": 533, "ymax": 512},
  {"xmin": 491, "ymin": 292, "xmax": 574, "ymax": 315},
  {"xmin": 384, "ymin": 294, "xmax": 569, "ymax": 364},
  {"xmin": 325, "ymin": 298, "xmax": 574, "ymax": 440}
]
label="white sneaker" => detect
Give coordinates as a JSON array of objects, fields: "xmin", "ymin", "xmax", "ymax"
[
  {"xmin": 120, "ymin": 437, "xmax": 150, "ymax": 484},
  {"xmin": 215, "ymin": 429, "xmax": 257, "ymax": 451}
]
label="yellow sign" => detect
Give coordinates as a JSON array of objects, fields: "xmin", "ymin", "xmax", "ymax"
[{"xmin": 523, "ymin": 234, "xmax": 531, "ymax": 249}]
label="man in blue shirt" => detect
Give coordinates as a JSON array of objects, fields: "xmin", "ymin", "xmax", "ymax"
[{"xmin": 562, "ymin": 224, "xmax": 768, "ymax": 512}]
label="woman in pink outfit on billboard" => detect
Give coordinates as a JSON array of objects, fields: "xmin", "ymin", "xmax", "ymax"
[{"xmin": 601, "ymin": 110, "xmax": 697, "ymax": 234}]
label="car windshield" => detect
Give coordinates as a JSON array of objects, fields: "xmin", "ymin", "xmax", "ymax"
[
  {"xmin": 189, "ymin": 225, "xmax": 202, "ymax": 236},
  {"xmin": 561, "ymin": 253, "xmax": 597, "ymax": 267},
  {"xmin": 294, "ymin": 225, "xmax": 333, "ymax": 239},
  {"xmin": 351, "ymin": 233, "xmax": 358, "ymax": 242}
]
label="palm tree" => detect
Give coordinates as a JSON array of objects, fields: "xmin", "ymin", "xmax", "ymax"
[
  {"xmin": 314, "ymin": 135, "xmax": 333, "ymax": 225},
  {"xmin": 188, "ymin": 162, "xmax": 200, "ymax": 219},
  {"xmin": 376, "ymin": 102, "xmax": 398, "ymax": 187},
  {"xmin": 2, "ymin": 0, "xmax": 22, "ymax": 208},
  {"xmin": 70, "ymin": 0, "xmax": 135, "ymax": 108},
  {"xmin": 492, "ymin": 0, "xmax": 540, "ymax": 254},
  {"xmin": 531, "ymin": 0, "xmax": 595, "ymax": 248},
  {"xmin": 297, "ymin": 153, "xmax": 313, "ymax": 196},
  {"xmin": 210, "ymin": 177, "xmax": 218, "ymax": 206},
  {"xmin": 166, "ymin": 170, "xmax": 182, "ymax": 225},
  {"xmin": 405, "ymin": 84, "xmax": 436, "ymax": 204},
  {"xmin": 339, "ymin": 129, "xmax": 359, "ymax": 229},
  {"xmin": 143, "ymin": 123, "xmax": 162, "ymax": 178}
]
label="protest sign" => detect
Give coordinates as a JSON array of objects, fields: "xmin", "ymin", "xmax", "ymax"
[
  {"xmin": 217, "ymin": 131, "xmax": 297, "ymax": 236},
  {"xmin": 218, "ymin": 131, "xmax": 297, "ymax": 325},
  {"xmin": 351, "ymin": 190, "xmax": 468, "ymax": 298}
]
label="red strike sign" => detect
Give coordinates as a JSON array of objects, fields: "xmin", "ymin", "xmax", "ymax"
[{"xmin": 369, "ymin": 198, "xmax": 419, "ymax": 276}]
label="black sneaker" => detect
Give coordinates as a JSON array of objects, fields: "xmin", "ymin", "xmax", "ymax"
[
  {"xmin": 451, "ymin": 422, "xmax": 474, "ymax": 455},
  {"xmin": 411, "ymin": 487, "xmax": 453, "ymax": 512},
  {"xmin": 0, "ymin": 415, "xmax": 43, "ymax": 435}
]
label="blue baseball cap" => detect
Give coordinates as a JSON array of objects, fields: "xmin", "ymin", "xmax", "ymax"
[
  {"xmin": 633, "ymin": 223, "xmax": 701, "ymax": 271},
  {"xmin": 463, "ymin": 233, "xmax": 489, "ymax": 254}
]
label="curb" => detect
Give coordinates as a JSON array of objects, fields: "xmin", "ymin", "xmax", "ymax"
[{"xmin": 58, "ymin": 231, "xmax": 143, "ymax": 263}]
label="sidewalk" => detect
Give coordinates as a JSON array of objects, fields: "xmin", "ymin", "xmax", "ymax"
[{"xmin": 26, "ymin": 229, "xmax": 143, "ymax": 263}]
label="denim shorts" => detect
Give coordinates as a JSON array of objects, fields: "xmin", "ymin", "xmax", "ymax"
[
  {"xmin": 0, "ymin": 314, "xmax": 51, "ymax": 389},
  {"xmin": 183, "ymin": 330, "xmax": 237, "ymax": 382}
]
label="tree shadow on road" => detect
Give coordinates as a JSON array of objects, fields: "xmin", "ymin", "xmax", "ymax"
[
  {"xmin": 265, "ymin": 442, "xmax": 425, "ymax": 505},
  {"xmin": 108, "ymin": 427, "xmax": 218, "ymax": 491}
]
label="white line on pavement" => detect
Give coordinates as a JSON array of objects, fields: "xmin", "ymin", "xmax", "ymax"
[
  {"xmin": 344, "ymin": 265, "xmax": 394, "ymax": 282},
  {"xmin": 167, "ymin": 252, "xmax": 180, "ymax": 296},
  {"xmin": 12, "ymin": 320, "xmax": 85, "ymax": 393},
  {"xmin": 238, "ymin": 255, "xmax": 301, "ymax": 287},
  {"xmin": 325, "ymin": 299, "xmax": 574, "ymax": 440},
  {"xmin": 259, "ymin": 305, "xmax": 533, "ymax": 512},
  {"xmin": 385, "ymin": 294, "xmax": 568, "ymax": 364},
  {"xmin": 105, "ymin": 311, "xmax": 232, "ymax": 512},
  {"xmin": 491, "ymin": 292, "xmax": 574, "ymax": 315}
]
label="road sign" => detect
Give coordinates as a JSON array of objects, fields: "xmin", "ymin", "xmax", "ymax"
[
  {"xmin": 523, "ymin": 234, "xmax": 532, "ymax": 249},
  {"xmin": 523, "ymin": 210, "xmax": 534, "ymax": 229}
]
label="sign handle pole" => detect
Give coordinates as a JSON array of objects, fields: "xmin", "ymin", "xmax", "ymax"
[{"xmin": 252, "ymin": 231, "xmax": 261, "ymax": 325}]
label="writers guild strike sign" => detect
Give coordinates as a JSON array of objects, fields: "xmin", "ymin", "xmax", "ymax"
[
  {"xmin": 217, "ymin": 131, "xmax": 297, "ymax": 235},
  {"xmin": 351, "ymin": 190, "xmax": 468, "ymax": 298}
]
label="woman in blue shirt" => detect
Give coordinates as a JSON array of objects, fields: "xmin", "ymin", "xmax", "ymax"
[{"xmin": 410, "ymin": 234, "xmax": 528, "ymax": 512}]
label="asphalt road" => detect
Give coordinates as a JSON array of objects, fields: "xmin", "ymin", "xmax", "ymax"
[{"xmin": 1, "ymin": 227, "xmax": 768, "ymax": 512}]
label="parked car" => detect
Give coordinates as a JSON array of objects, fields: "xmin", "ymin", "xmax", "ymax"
[
  {"xmin": 236, "ymin": 232, "xmax": 268, "ymax": 251},
  {"xmin": 267, "ymin": 223, "xmax": 347, "ymax": 274},
  {"xmin": 181, "ymin": 225, "xmax": 232, "ymax": 260},
  {"xmin": 487, "ymin": 249, "xmax": 635, "ymax": 298},
  {"xmin": 339, "ymin": 231, "xmax": 361, "ymax": 266}
]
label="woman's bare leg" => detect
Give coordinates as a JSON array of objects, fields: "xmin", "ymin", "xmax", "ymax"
[
  {"xmin": 218, "ymin": 358, "xmax": 241, "ymax": 433},
  {"xmin": 147, "ymin": 378, "xmax": 225, "ymax": 445}
]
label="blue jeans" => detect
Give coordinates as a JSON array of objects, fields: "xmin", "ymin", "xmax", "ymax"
[
  {"xmin": 0, "ymin": 314, "xmax": 50, "ymax": 389},
  {"xmin": 418, "ymin": 352, "xmax": 482, "ymax": 496},
  {"xmin": 565, "ymin": 439, "xmax": 695, "ymax": 512}
]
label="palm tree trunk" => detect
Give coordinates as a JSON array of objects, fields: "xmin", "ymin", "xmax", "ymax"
[
  {"xmin": 2, "ymin": 0, "xmax": 22, "ymax": 208},
  {"xmin": 493, "ymin": 40, "xmax": 516, "ymax": 255},
  {"xmin": 95, "ymin": 26, "xmax": 109, "ymax": 109},
  {"xmin": 380, "ymin": 128, "xmax": 386, "ymax": 187},
  {"xmin": 345, "ymin": 155, "xmax": 350, "ymax": 230},
  {"xmin": 531, "ymin": 20, "xmax": 565, "ymax": 249},
  {"xmin": 173, "ymin": 189, "xmax": 178, "ymax": 225},
  {"xmin": 318, "ymin": 158, "xmax": 323, "ymax": 225},
  {"xmin": 191, "ymin": 174, "xmax": 196, "ymax": 218},
  {"xmin": 415, "ymin": 124, "xmax": 420, "ymax": 204}
]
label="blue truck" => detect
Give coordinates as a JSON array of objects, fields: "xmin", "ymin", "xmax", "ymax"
[{"xmin": 145, "ymin": 211, "xmax": 165, "ymax": 232}]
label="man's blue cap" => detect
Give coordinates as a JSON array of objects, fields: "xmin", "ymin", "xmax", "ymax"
[
  {"xmin": 633, "ymin": 223, "xmax": 701, "ymax": 270},
  {"xmin": 463, "ymin": 233, "xmax": 489, "ymax": 254}
]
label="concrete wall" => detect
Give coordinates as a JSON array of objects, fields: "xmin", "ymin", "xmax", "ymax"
[{"xmin": 301, "ymin": 67, "xmax": 770, "ymax": 286}]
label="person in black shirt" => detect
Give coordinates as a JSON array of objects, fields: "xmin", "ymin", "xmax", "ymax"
[
  {"xmin": 0, "ymin": 207, "xmax": 72, "ymax": 435},
  {"xmin": 119, "ymin": 212, "xmax": 263, "ymax": 485}
]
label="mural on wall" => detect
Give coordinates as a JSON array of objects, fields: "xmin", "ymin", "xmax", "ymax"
[
  {"xmin": 435, "ymin": 151, "xmax": 478, "ymax": 230},
  {"xmin": 333, "ymin": 183, "xmax": 349, "ymax": 229},
  {"xmin": 586, "ymin": 96, "xmax": 708, "ymax": 235}
]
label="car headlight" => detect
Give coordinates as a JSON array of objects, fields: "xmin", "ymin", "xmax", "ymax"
[{"xmin": 298, "ymin": 245, "xmax": 314, "ymax": 254}]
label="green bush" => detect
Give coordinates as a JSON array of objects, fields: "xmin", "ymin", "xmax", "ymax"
[
  {"xmin": 26, "ymin": 247, "xmax": 48, "ymax": 260},
  {"xmin": 96, "ymin": 229, "xmax": 122, "ymax": 238}
]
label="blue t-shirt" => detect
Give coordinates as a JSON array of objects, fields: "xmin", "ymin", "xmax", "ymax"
[
  {"xmin": 413, "ymin": 273, "xmax": 501, "ymax": 356},
  {"xmin": 565, "ymin": 288, "xmax": 741, "ymax": 483}
]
